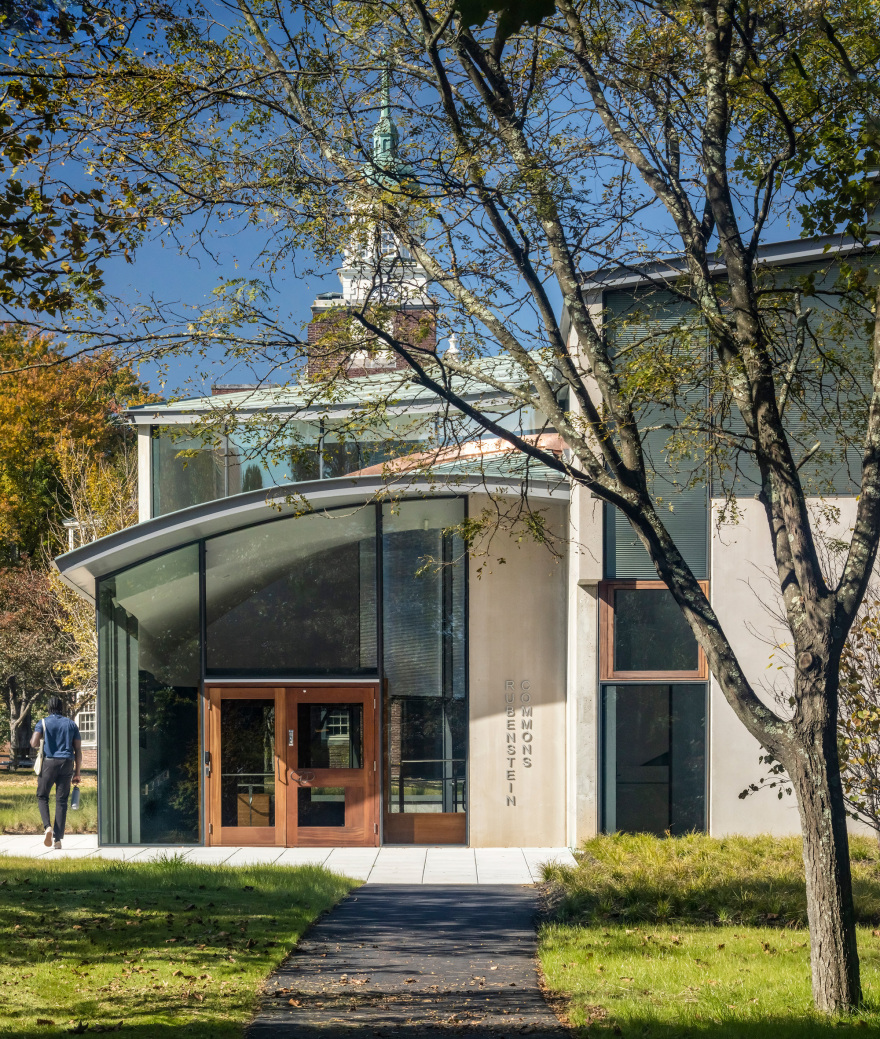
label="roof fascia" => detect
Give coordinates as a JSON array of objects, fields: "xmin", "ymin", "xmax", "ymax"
[{"xmin": 579, "ymin": 234, "xmax": 879, "ymax": 293}]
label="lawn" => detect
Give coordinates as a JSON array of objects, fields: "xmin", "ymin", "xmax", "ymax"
[
  {"xmin": 539, "ymin": 833, "xmax": 880, "ymax": 1036},
  {"xmin": 0, "ymin": 854, "xmax": 353, "ymax": 1037},
  {"xmin": 0, "ymin": 770, "xmax": 97, "ymax": 833}
]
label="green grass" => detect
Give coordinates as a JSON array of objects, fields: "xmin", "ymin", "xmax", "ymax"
[
  {"xmin": 0, "ymin": 771, "xmax": 97, "ymax": 833},
  {"xmin": 538, "ymin": 834, "xmax": 880, "ymax": 1036},
  {"xmin": 542, "ymin": 831, "xmax": 880, "ymax": 926},
  {"xmin": 0, "ymin": 854, "xmax": 354, "ymax": 1037}
]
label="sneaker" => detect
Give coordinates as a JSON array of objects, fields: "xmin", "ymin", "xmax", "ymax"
[
  {"xmin": 54, "ymin": 840, "xmax": 62, "ymax": 850},
  {"xmin": 43, "ymin": 827, "xmax": 53, "ymax": 848}
]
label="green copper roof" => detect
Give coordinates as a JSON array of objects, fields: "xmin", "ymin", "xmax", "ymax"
[
  {"xmin": 364, "ymin": 65, "xmax": 415, "ymax": 188},
  {"xmin": 124, "ymin": 352, "xmax": 565, "ymax": 422}
]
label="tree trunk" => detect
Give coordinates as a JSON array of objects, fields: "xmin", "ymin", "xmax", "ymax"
[
  {"xmin": 5, "ymin": 676, "xmax": 32, "ymax": 765},
  {"xmin": 788, "ymin": 726, "xmax": 862, "ymax": 1012}
]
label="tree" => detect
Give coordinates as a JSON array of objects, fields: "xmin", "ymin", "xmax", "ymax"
[
  {"xmin": 746, "ymin": 595, "xmax": 880, "ymax": 853},
  {"xmin": 838, "ymin": 603, "xmax": 880, "ymax": 847},
  {"xmin": 46, "ymin": 435, "xmax": 138, "ymax": 709},
  {"xmin": 57, "ymin": 0, "xmax": 880, "ymax": 1012},
  {"xmin": 0, "ymin": 325, "xmax": 145, "ymax": 556},
  {"xmin": 0, "ymin": 1, "xmax": 153, "ymax": 323},
  {"xmin": 0, "ymin": 563, "xmax": 64, "ymax": 758}
]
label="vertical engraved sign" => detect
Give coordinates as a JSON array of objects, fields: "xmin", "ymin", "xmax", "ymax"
[{"xmin": 504, "ymin": 680, "xmax": 534, "ymax": 806}]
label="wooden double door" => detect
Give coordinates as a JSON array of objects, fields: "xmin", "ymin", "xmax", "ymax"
[{"xmin": 206, "ymin": 685, "xmax": 379, "ymax": 847}]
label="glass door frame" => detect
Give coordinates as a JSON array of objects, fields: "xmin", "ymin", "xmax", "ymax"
[
  {"xmin": 205, "ymin": 683, "xmax": 380, "ymax": 848},
  {"xmin": 286, "ymin": 685, "xmax": 379, "ymax": 848},
  {"xmin": 206, "ymin": 685, "xmax": 288, "ymax": 847}
]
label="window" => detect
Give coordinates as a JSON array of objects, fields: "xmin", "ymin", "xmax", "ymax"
[
  {"xmin": 602, "ymin": 684, "xmax": 706, "ymax": 835},
  {"xmin": 76, "ymin": 710, "xmax": 96, "ymax": 745},
  {"xmin": 326, "ymin": 709, "xmax": 350, "ymax": 738},
  {"xmin": 205, "ymin": 507, "xmax": 377, "ymax": 675},
  {"xmin": 382, "ymin": 500, "xmax": 467, "ymax": 830},
  {"xmin": 600, "ymin": 581, "xmax": 708, "ymax": 680},
  {"xmin": 97, "ymin": 545, "xmax": 201, "ymax": 844}
]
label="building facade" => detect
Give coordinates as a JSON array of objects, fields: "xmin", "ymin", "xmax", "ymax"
[{"xmin": 54, "ymin": 91, "xmax": 874, "ymax": 848}]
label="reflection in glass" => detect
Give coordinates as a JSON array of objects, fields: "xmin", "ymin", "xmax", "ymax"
[
  {"xmin": 298, "ymin": 787, "xmax": 345, "ymax": 827},
  {"xmin": 298, "ymin": 704, "xmax": 363, "ymax": 769},
  {"xmin": 382, "ymin": 500, "xmax": 467, "ymax": 821},
  {"xmin": 205, "ymin": 508, "xmax": 377, "ymax": 674},
  {"xmin": 151, "ymin": 428, "xmax": 225, "ymax": 517},
  {"xmin": 220, "ymin": 700, "xmax": 276, "ymax": 828},
  {"xmin": 602, "ymin": 684, "xmax": 706, "ymax": 836},
  {"xmin": 97, "ymin": 546, "xmax": 200, "ymax": 844},
  {"xmin": 614, "ymin": 588, "xmax": 699, "ymax": 672}
]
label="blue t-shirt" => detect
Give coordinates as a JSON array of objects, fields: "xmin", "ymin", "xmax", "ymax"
[{"xmin": 35, "ymin": 715, "xmax": 81, "ymax": 760}]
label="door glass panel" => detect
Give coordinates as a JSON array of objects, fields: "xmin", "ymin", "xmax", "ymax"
[
  {"xmin": 220, "ymin": 700, "xmax": 276, "ymax": 827},
  {"xmin": 298, "ymin": 787, "xmax": 345, "ymax": 827},
  {"xmin": 298, "ymin": 704, "xmax": 363, "ymax": 768}
]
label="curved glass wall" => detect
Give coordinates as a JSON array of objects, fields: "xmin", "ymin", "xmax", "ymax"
[
  {"xmin": 97, "ymin": 545, "xmax": 200, "ymax": 844},
  {"xmin": 205, "ymin": 508, "xmax": 377, "ymax": 675},
  {"xmin": 97, "ymin": 498, "xmax": 468, "ymax": 843}
]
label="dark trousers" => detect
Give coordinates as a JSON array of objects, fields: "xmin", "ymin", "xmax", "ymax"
[{"xmin": 36, "ymin": 758, "xmax": 74, "ymax": 841}]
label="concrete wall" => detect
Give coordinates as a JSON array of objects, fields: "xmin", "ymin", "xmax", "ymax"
[
  {"xmin": 467, "ymin": 495, "xmax": 568, "ymax": 847},
  {"xmin": 709, "ymin": 497, "xmax": 863, "ymax": 836},
  {"xmin": 566, "ymin": 483, "xmax": 604, "ymax": 846}
]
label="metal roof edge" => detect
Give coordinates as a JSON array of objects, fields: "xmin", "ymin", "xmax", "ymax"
[
  {"xmin": 54, "ymin": 472, "xmax": 570, "ymax": 600},
  {"xmin": 578, "ymin": 234, "xmax": 879, "ymax": 293}
]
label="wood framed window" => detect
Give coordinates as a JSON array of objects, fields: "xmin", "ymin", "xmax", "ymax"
[{"xmin": 600, "ymin": 580, "xmax": 709, "ymax": 681}]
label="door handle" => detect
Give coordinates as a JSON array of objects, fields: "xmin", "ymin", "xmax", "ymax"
[{"xmin": 289, "ymin": 769, "xmax": 315, "ymax": 784}]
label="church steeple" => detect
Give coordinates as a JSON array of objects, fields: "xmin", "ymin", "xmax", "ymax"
[{"xmin": 372, "ymin": 66, "xmax": 399, "ymax": 168}]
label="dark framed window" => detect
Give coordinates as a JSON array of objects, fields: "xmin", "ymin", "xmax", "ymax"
[
  {"xmin": 601, "ymin": 683, "xmax": 707, "ymax": 835},
  {"xmin": 600, "ymin": 580, "xmax": 708, "ymax": 680}
]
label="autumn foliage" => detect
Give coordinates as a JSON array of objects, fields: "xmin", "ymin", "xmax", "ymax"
[{"xmin": 0, "ymin": 325, "xmax": 146, "ymax": 555}]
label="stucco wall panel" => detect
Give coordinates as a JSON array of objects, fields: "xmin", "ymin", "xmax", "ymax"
[
  {"xmin": 709, "ymin": 498, "xmax": 862, "ymax": 836},
  {"xmin": 468, "ymin": 495, "xmax": 568, "ymax": 847}
]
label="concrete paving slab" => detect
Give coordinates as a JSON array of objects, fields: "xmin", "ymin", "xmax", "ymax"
[
  {"xmin": 224, "ymin": 848, "xmax": 286, "ymax": 866},
  {"xmin": 273, "ymin": 848, "xmax": 333, "ymax": 867},
  {"xmin": 246, "ymin": 885, "xmax": 565, "ymax": 1038},
  {"xmin": 0, "ymin": 837, "xmax": 572, "ymax": 884}
]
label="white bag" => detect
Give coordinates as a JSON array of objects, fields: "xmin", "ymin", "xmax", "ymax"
[{"xmin": 33, "ymin": 718, "xmax": 47, "ymax": 776}]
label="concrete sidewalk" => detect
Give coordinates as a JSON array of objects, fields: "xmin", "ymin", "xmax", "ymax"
[
  {"xmin": 247, "ymin": 885, "xmax": 567, "ymax": 1037},
  {"xmin": 0, "ymin": 835, "xmax": 576, "ymax": 884}
]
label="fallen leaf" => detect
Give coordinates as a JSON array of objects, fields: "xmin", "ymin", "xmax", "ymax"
[{"xmin": 36, "ymin": 1020, "xmax": 55, "ymax": 1027}]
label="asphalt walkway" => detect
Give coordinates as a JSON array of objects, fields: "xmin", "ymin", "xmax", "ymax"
[{"xmin": 246, "ymin": 885, "xmax": 567, "ymax": 1038}]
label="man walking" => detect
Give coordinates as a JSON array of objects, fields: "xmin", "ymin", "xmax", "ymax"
[{"xmin": 31, "ymin": 696, "xmax": 81, "ymax": 850}]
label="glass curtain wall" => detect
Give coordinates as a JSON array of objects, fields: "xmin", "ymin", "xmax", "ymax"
[
  {"xmin": 151, "ymin": 415, "xmax": 434, "ymax": 519},
  {"xmin": 152, "ymin": 430, "xmax": 225, "ymax": 516},
  {"xmin": 97, "ymin": 498, "xmax": 468, "ymax": 843},
  {"xmin": 205, "ymin": 508, "xmax": 377, "ymax": 674},
  {"xmin": 382, "ymin": 500, "xmax": 466, "ymax": 820},
  {"xmin": 97, "ymin": 545, "xmax": 201, "ymax": 844},
  {"xmin": 601, "ymin": 684, "xmax": 706, "ymax": 835}
]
